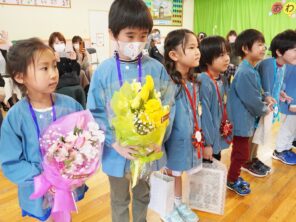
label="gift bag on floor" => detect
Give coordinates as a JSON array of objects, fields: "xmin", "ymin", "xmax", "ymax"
[
  {"xmin": 183, "ymin": 159, "xmax": 227, "ymax": 215},
  {"xmin": 252, "ymin": 111, "xmax": 273, "ymax": 145},
  {"xmin": 148, "ymin": 171, "xmax": 175, "ymax": 218}
]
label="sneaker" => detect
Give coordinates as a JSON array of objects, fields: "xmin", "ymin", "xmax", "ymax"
[
  {"xmin": 238, "ymin": 176, "xmax": 250, "ymax": 187},
  {"xmin": 253, "ymin": 158, "xmax": 271, "ymax": 173},
  {"xmin": 176, "ymin": 203, "xmax": 199, "ymax": 222},
  {"xmin": 241, "ymin": 160, "xmax": 268, "ymax": 177},
  {"xmin": 163, "ymin": 208, "xmax": 184, "ymax": 222},
  {"xmin": 227, "ymin": 178, "xmax": 251, "ymax": 196},
  {"xmin": 272, "ymin": 150, "xmax": 296, "ymax": 165}
]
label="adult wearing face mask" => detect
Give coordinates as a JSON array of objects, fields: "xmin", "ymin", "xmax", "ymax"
[{"xmin": 48, "ymin": 32, "xmax": 86, "ymax": 107}]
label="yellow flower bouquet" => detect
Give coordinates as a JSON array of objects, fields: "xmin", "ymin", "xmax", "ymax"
[{"xmin": 111, "ymin": 75, "xmax": 170, "ymax": 187}]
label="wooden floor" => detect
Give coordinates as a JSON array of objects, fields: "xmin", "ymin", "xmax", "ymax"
[{"xmin": 0, "ymin": 116, "xmax": 295, "ymax": 221}]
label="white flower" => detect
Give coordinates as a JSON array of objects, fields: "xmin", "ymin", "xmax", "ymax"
[
  {"xmin": 48, "ymin": 143, "xmax": 58, "ymax": 155},
  {"xmin": 83, "ymin": 131, "xmax": 92, "ymax": 140},
  {"xmin": 88, "ymin": 122, "xmax": 99, "ymax": 131},
  {"xmin": 154, "ymin": 90, "xmax": 161, "ymax": 99},
  {"xmin": 65, "ymin": 133, "xmax": 78, "ymax": 143},
  {"xmin": 80, "ymin": 144, "xmax": 98, "ymax": 159},
  {"xmin": 55, "ymin": 147, "xmax": 69, "ymax": 162},
  {"xmin": 91, "ymin": 130, "xmax": 105, "ymax": 142},
  {"xmin": 74, "ymin": 153, "xmax": 84, "ymax": 165}
]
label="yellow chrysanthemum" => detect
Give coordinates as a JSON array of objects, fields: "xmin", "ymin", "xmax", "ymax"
[{"xmin": 144, "ymin": 99, "xmax": 162, "ymax": 114}]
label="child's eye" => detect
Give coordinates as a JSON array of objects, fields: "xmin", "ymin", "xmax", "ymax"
[{"xmin": 41, "ymin": 67, "xmax": 48, "ymax": 71}]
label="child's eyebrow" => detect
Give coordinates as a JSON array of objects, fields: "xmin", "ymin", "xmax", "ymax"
[{"xmin": 125, "ymin": 31, "xmax": 136, "ymax": 35}]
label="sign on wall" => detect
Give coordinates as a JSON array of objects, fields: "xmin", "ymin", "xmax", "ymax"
[
  {"xmin": 0, "ymin": 0, "xmax": 71, "ymax": 8},
  {"xmin": 144, "ymin": 0, "xmax": 183, "ymax": 26}
]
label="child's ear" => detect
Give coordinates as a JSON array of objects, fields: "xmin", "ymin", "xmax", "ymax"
[
  {"xmin": 242, "ymin": 45, "xmax": 249, "ymax": 55},
  {"xmin": 275, "ymin": 49, "xmax": 283, "ymax": 57},
  {"xmin": 14, "ymin": 72, "xmax": 24, "ymax": 84},
  {"xmin": 168, "ymin": 50, "xmax": 179, "ymax": 62}
]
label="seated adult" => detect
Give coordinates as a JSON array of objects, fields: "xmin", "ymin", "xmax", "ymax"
[
  {"xmin": 48, "ymin": 32, "xmax": 86, "ymax": 107},
  {"xmin": 48, "ymin": 32, "xmax": 81, "ymax": 89}
]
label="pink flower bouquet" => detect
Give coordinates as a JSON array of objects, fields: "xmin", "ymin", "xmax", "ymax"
[{"xmin": 30, "ymin": 110, "xmax": 105, "ymax": 222}]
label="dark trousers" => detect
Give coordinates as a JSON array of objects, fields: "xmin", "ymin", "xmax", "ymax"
[{"xmin": 227, "ymin": 136, "xmax": 250, "ymax": 182}]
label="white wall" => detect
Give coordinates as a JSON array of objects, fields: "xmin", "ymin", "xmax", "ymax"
[{"xmin": 0, "ymin": 0, "xmax": 194, "ymax": 41}]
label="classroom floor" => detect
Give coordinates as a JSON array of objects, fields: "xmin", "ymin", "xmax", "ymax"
[{"xmin": 0, "ymin": 116, "xmax": 295, "ymax": 222}]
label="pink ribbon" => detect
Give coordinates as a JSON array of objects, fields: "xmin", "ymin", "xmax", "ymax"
[{"xmin": 30, "ymin": 164, "xmax": 78, "ymax": 222}]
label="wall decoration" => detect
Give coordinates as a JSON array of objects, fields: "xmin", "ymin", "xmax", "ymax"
[
  {"xmin": 269, "ymin": 0, "xmax": 295, "ymax": 18},
  {"xmin": 144, "ymin": 0, "xmax": 183, "ymax": 26},
  {"xmin": 0, "ymin": 0, "xmax": 71, "ymax": 8}
]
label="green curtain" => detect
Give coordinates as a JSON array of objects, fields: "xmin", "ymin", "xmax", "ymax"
[{"xmin": 194, "ymin": 0, "xmax": 295, "ymax": 46}]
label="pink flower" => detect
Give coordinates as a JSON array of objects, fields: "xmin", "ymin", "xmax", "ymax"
[{"xmin": 75, "ymin": 136, "xmax": 85, "ymax": 148}]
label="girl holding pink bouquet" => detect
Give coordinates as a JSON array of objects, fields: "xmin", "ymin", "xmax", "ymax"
[
  {"xmin": 0, "ymin": 38, "xmax": 88, "ymax": 221},
  {"xmin": 164, "ymin": 29, "xmax": 201, "ymax": 222}
]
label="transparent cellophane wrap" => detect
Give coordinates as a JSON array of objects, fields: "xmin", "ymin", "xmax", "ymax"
[{"xmin": 110, "ymin": 75, "xmax": 175, "ymax": 187}]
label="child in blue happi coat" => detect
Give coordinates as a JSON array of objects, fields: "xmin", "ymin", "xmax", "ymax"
[
  {"xmin": 0, "ymin": 38, "xmax": 87, "ymax": 221},
  {"xmin": 198, "ymin": 36, "xmax": 232, "ymax": 162},
  {"xmin": 227, "ymin": 29, "xmax": 272, "ymax": 196},
  {"xmin": 164, "ymin": 29, "xmax": 201, "ymax": 222},
  {"xmin": 87, "ymin": 1, "xmax": 175, "ymax": 221},
  {"xmin": 245, "ymin": 30, "xmax": 296, "ymax": 174}
]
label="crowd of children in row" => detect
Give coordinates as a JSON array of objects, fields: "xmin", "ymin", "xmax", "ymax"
[{"xmin": 0, "ymin": 0, "xmax": 296, "ymax": 221}]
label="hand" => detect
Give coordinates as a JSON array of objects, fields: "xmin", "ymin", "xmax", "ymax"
[
  {"xmin": 203, "ymin": 146, "xmax": 213, "ymax": 161},
  {"xmin": 112, "ymin": 142, "xmax": 138, "ymax": 160},
  {"xmin": 289, "ymin": 105, "xmax": 296, "ymax": 113},
  {"xmin": 280, "ymin": 91, "xmax": 293, "ymax": 104},
  {"xmin": 150, "ymin": 144, "xmax": 162, "ymax": 153},
  {"xmin": 69, "ymin": 51, "xmax": 77, "ymax": 60},
  {"xmin": 54, "ymin": 52, "xmax": 60, "ymax": 62},
  {"xmin": 266, "ymin": 103, "xmax": 274, "ymax": 114},
  {"xmin": 264, "ymin": 96, "xmax": 276, "ymax": 105}
]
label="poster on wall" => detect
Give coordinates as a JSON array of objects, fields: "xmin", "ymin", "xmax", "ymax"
[
  {"xmin": 0, "ymin": 0, "xmax": 71, "ymax": 8},
  {"xmin": 144, "ymin": 0, "xmax": 183, "ymax": 26}
]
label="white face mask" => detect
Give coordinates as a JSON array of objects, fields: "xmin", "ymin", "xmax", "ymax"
[
  {"xmin": 73, "ymin": 43, "xmax": 79, "ymax": 50},
  {"xmin": 115, "ymin": 41, "xmax": 146, "ymax": 60},
  {"xmin": 53, "ymin": 43, "xmax": 66, "ymax": 53}
]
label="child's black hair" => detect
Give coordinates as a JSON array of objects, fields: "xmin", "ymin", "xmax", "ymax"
[
  {"xmin": 109, "ymin": 0, "xmax": 153, "ymax": 38},
  {"xmin": 6, "ymin": 37, "xmax": 54, "ymax": 92},
  {"xmin": 270, "ymin": 29, "xmax": 296, "ymax": 58},
  {"xmin": 235, "ymin": 29, "xmax": 265, "ymax": 58},
  {"xmin": 164, "ymin": 29, "xmax": 198, "ymax": 85},
  {"xmin": 199, "ymin": 36, "xmax": 229, "ymax": 72}
]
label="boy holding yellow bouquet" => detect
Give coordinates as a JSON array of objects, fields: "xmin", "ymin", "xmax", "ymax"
[{"xmin": 87, "ymin": 1, "xmax": 175, "ymax": 222}]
